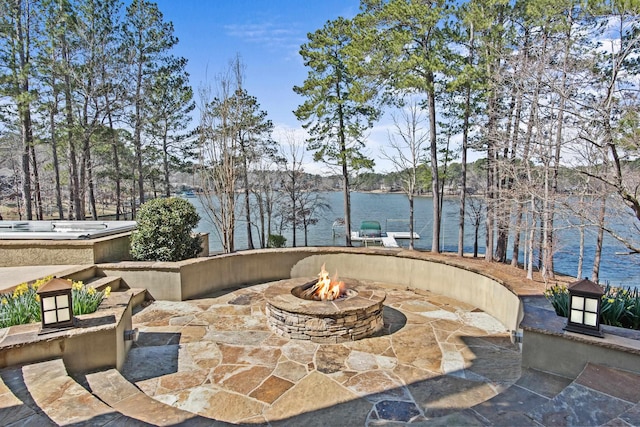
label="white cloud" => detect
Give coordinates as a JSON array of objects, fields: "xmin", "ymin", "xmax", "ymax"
[{"xmin": 223, "ymin": 22, "xmax": 305, "ymax": 57}]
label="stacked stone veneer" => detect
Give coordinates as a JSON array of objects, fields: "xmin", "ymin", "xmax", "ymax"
[{"xmin": 264, "ymin": 278, "xmax": 386, "ymax": 343}]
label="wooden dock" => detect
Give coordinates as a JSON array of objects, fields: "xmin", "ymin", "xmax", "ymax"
[{"xmin": 351, "ymin": 231, "xmax": 420, "ymax": 248}]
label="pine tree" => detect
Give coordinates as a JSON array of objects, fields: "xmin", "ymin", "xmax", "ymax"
[{"xmin": 294, "ymin": 17, "xmax": 379, "ymax": 246}]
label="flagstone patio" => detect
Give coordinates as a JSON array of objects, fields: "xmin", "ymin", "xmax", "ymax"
[{"xmin": 121, "ymin": 280, "xmax": 521, "ymax": 425}]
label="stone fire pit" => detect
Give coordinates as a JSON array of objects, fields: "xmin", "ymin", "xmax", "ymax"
[{"xmin": 264, "ymin": 277, "xmax": 386, "ymax": 343}]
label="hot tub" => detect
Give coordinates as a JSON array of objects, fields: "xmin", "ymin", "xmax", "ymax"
[{"xmin": 0, "ymin": 221, "xmax": 137, "ymax": 240}]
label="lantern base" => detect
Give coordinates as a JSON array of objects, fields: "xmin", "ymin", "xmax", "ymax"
[
  {"xmin": 38, "ymin": 326, "xmax": 75, "ymax": 335},
  {"xmin": 563, "ymin": 324, "xmax": 604, "ymax": 338},
  {"xmin": 38, "ymin": 319, "xmax": 76, "ymax": 335}
]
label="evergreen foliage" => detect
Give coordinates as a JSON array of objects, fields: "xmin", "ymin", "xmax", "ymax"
[
  {"xmin": 267, "ymin": 234, "xmax": 287, "ymax": 248},
  {"xmin": 131, "ymin": 197, "xmax": 202, "ymax": 262}
]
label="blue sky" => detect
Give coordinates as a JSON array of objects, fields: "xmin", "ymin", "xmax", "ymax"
[
  {"xmin": 153, "ymin": 0, "xmax": 403, "ymax": 174},
  {"xmin": 153, "ymin": 1, "xmax": 477, "ymax": 174},
  {"xmin": 155, "ymin": 1, "xmax": 360, "ymax": 124}
]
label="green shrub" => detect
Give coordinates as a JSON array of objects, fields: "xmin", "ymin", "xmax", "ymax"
[
  {"xmin": 0, "ymin": 276, "xmax": 110, "ymax": 328},
  {"xmin": 267, "ymin": 234, "xmax": 287, "ymax": 248},
  {"xmin": 131, "ymin": 197, "xmax": 202, "ymax": 262},
  {"xmin": 544, "ymin": 282, "xmax": 640, "ymax": 330}
]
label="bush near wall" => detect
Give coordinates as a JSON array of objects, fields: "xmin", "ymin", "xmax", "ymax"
[
  {"xmin": 268, "ymin": 234, "xmax": 287, "ymax": 248},
  {"xmin": 131, "ymin": 197, "xmax": 202, "ymax": 262}
]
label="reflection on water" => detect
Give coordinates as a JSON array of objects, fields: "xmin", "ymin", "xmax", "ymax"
[{"xmin": 191, "ymin": 192, "xmax": 640, "ymax": 287}]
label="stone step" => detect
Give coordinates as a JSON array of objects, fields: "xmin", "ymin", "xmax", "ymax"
[
  {"xmin": 20, "ymin": 358, "xmax": 143, "ymax": 425},
  {"xmin": 441, "ymin": 364, "xmax": 640, "ymax": 426},
  {"xmin": 0, "ymin": 366, "xmax": 54, "ymax": 426},
  {"xmin": 86, "ymin": 368, "xmax": 217, "ymax": 426},
  {"xmin": 127, "ymin": 288, "xmax": 149, "ymax": 309},
  {"xmin": 99, "ymin": 288, "xmax": 149, "ymax": 312},
  {"xmin": 524, "ymin": 363, "xmax": 640, "ymax": 426},
  {"xmin": 85, "ymin": 275, "xmax": 122, "ymax": 292},
  {"xmin": 60, "ymin": 264, "xmax": 98, "ymax": 283},
  {"xmin": 463, "ymin": 367, "xmax": 570, "ymax": 425}
]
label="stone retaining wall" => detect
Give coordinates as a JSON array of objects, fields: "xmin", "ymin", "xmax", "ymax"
[
  {"xmin": 0, "ymin": 232, "xmax": 132, "ymax": 267},
  {"xmin": 98, "ymin": 247, "xmax": 523, "ymax": 332}
]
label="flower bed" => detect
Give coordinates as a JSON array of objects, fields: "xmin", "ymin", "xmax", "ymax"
[
  {"xmin": 0, "ymin": 276, "xmax": 110, "ymax": 328},
  {"xmin": 545, "ymin": 283, "xmax": 640, "ymax": 330}
]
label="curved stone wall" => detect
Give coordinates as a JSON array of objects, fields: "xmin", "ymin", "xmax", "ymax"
[{"xmin": 99, "ymin": 247, "xmax": 523, "ymax": 332}]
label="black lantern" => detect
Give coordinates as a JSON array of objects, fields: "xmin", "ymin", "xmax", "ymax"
[
  {"xmin": 36, "ymin": 278, "xmax": 75, "ymax": 332},
  {"xmin": 563, "ymin": 278, "xmax": 604, "ymax": 338}
]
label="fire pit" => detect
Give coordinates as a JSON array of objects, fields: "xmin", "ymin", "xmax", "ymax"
[{"xmin": 264, "ymin": 265, "xmax": 386, "ymax": 343}]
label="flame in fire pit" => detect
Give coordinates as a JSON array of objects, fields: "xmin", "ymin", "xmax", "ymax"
[{"xmin": 300, "ymin": 263, "xmax": 345, "ymax": 301}]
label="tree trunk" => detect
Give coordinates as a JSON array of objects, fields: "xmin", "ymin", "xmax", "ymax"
[
  {"xmin": 527, "ymin": 197, "xmax": 535, "ymax": 280},
  {"xmin": 255, "ymin": 190, "xmax": 266, "ymax": 248},
  {"xmin": 409, "ymin": 194, "xmax": 415, "ymax": 250},
  {"xmin": 163, "ymin": 122, "xmax": 171, "ymax": 197},
  {"xmin": 63, "ymin": 78, "xmax": 81, "ymax": 219},
  {"xmin": 336, "ymin": 85, "xmax": 352, "ymax": 247},
  {"xmin": 50, "ymin": 84, "xmax": 64, "ymax": 220},
  {"xmin": 458, "ymin": 21, "xmax": 474, "ymax": 258},
  {"xmin": 427, "ymin": 72, "xmax": 440, "ymax": 253},
  {"xmin": 135, "ymin": 54, "xmax": 145, "ymax": 205},
  {"xmin": 242, "ymin": 148, "xmax": 254, "ymax": 250},
  {"xmin": 87, "ymin": 149, "xmax": 98, "ymax": 220},
  {"xmin": 105, "ymin": 97, "xmax": 121, "ymax": 220},
  {"xmin": 14, "ymin": 0, "xmax": 33, "ymax": 220},
  {"xmin": 29, "ymin": 144, "xmax": 42, "ymax": 219},
  {"xmin": 592, "ymin": 196, "xmax": 606, "ymax": 283},
  {"xmin": 20, "ymin": 117, "xmax": 32, "ymax": 220},
  {"xmin": 473, "ymin": 223, "xmax": 479, "ymax": 258},
  {"xmin": 577, "ymin": 223, "xmax": 585, "ymax": 279},
  {"xmin": 291, "ymin": 175, "xmax": 297, "ymax": 247}
]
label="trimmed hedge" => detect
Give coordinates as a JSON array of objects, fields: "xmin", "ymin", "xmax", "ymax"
[{"xmin": 131, "ymin": 197, "xmax": 202, "ymax": 262}]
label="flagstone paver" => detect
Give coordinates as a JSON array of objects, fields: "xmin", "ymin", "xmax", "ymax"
[{"xmin": 122, "ymin": 280, "xmax": 522, "ymax": 425}]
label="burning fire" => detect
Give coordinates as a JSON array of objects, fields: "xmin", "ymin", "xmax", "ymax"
[{"xmin": 304, "ymin": 263, "xmax": 345, "ymax": 301}]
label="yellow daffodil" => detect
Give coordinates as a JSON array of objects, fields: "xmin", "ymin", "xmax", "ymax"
[
  {"xmin": 104, "ymin": 286, "xmax": 111, "ymax": 297},
  {"xmin": 13, "ymin": 284, "xmax": 28, "ymax": 298},
  {"xmin": 1, "ymin": 298, "xmax": 7, "ymax": 305}
]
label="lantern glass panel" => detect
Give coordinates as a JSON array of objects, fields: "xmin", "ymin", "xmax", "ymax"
[
  {"xmin": 584, "ymin": 311, "xmax": 598, "ymax": 327},
  {"xmin": 56, "ymin": 295, "xmax": 69, "ymax": 308},
  {"xmin": 585, "ymin": 298, "xmax": 598, "ymax": 312},
  {"xmin": 42, "ymin": 296, "xmax": 56, "ymax": 311},
  {"xmin": 57, "ymin": 309, "xmax": 70, "ymax": 322},
  {"xmin": 570, "ymin": 309, "xmax": 583, "ymax": 323},
  {"xmin": 44, "ymin": 310, "xmax": 57, "ymax": 324},
  {"xmin": 571, "ymin": 296, "xmax": 584, "ymax": 310}
]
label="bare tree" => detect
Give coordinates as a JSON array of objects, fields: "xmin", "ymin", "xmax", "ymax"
[
  {"xmin": 197, "ymin": 60, "xmax": 242, "ymax": 253},
  {"xmin": 466, "ymin": 192, "xmax": 485, "ymax": 258},
  {"xmin": 381, "ymin": 101, "xmax": 428, "ymax": 250},
  {"xmin": 278, "ymin": 129, "xmax": 307, "ymax": 247},
  {"xmin": 251, "ymin": 156, "xmax": 283, "ymax": 248}
]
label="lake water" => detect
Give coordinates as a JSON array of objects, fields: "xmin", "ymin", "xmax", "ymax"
[{"xmin": 192, "ymin": 191, "xmax": 640, "ymax": 288}]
